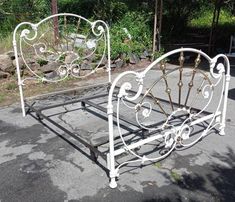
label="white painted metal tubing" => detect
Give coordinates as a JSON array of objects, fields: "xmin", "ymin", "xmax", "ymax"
[
  {"xmin": 13, "ymin": 39, "xmax": 26, "ymax": 117},
  {"xmin": 13, "ymin": 13, "xmax": 111, "ymax": 117},
  {"xmin": 107, "ymin": 104, "xmax": 117, "ymax": 188},
  {"xmin": 190, "ymin": 111, "xmax": 221, "ymax": 126},
  {"xmin": 107, "ymin": 48, "xmax": 231, "ymax": 188},
  {"xmin": 220, "ymin": 55, "xmax": 230, "ymax": 135},
  {"xmin": 113, "ymin": 134, "xmax": 164, "ymax": 157},
  {"xmin": 112, "ymin": 112, "xmax": 221, "ymax": 157}
]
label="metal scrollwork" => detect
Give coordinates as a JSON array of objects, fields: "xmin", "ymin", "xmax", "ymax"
[
  {"xmin": 17, "ymin": 14, "xmax": 110, "ymax": 84},
  {"xmin": 108, "ymin": 48, "xmax": 230, "ymax": 183}
]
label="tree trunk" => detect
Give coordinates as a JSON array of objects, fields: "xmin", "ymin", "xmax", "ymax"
[{"xmin": 51, "ymin": 0, "xmax": 59, "ymax": 45}]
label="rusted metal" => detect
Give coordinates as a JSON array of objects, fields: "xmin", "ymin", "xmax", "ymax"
[
  {"xmin": 184, "ymin": 53, "xmax": 201, "ymax": 107},
  {"xmin": 178, "ymin": 51, "xmax": 184, "ymax": 107},
  {"xmin": 160, "ymin": 61, "xmax": 174, "ymax": 111}
]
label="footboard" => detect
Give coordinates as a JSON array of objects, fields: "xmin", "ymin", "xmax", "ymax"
[
  {"xmin": 13, "ymin": 13, "xmax": 110, "ymax": 116},
  {"xmin": 107, "ymin": 48, "xmax": 230, "ymax": 188}
]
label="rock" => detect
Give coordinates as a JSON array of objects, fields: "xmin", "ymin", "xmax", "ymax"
[
  {"xmin": 0, "ymin": 71, "xmax": 10, "ymax": 79},
  {"xmin": 61, "ymin": 44, "xmax": 73, "ymax": 52},
  {"xmin": 80, "ymin": 70, "xmax": 91, "ymax": 76},
  {"xmin": 86, "ymin": 39, "xmax": 96, "ymax": 49},
  {"xmin": 129, "ymin": 53, "xmax": 140, "ymax": 64},
  {"xmin": 13, "ymin": 57, "xmax": 25, "ymax": 69},
  {"xmin": 81, "ymin": 60, "xmax": 92, "ymax": 70},
  {"xmin": 42, "ymin": 62, "xmax": 61, "ymax": 73},
  {"xmin": 30, "ymin": 62, "xmax": 40, "ymax": 71},
  {"xmin": 110, "ymin": 63, "xmax": 117, "ymax": 68},
  {"xmin": 115, "ymin": 58, "xmax": 124, "ymax": 68},
  {"xmin": 84, "ymin": 51, "xmax": 95, "ymax": 62},
  {"xmin": 6, "ymin": 51, "xmax": 16, "ymax": 60},
  {"xmin": 140, "ymin": 50, "xmax": 150, "ymax": 59},
  {"xmin": 140, "ymin": 54, "xmax": 147, "ymax": 59},
  {"xmin": 95, "ymin": 67, "xmax": 105, "ymax": 74},
  {"xmin": 47, "ymin": 54, "xmax": 58, "ymax": 61},
  {"xmin": 0, "ymin": 54, "xmax": 14, "ymax": 73},
  {"xmin": 143, "ymin": 50, "xmax": 150, "ymax": 57},
  {"xmin": 65, "ymin": 53, "xmax": 78, "ymax": 64},
  {"xmin": 100, "ymin": 56, "xmax": 108, "ymax": 66},
  {"xmin": 120, "ymin": 53, "xmax": 127, "ymax": 61},
  {"xmin": 26, "ymin": 58, "xmax": 37, "ymax": 64},
  {"xmin": 45, "ymin": 71, "xmax": 59, "ymax": 80}
]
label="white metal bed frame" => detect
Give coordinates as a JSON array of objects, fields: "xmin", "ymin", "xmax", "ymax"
[
  {"xmin": 13, "ymin": 13, "xmax": 111, "ymax": 117},
  {"xmin": 13, "ymin": 13, "xmax": 230, "ymax": 189},
  {"xmin": 107, "ymin": 49, "xmax": 230, "ymax": 188}
]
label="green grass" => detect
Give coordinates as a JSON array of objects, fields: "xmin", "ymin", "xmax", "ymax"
[
  {"xmin": 0, "ymin": 33, "xmax": 13, "ymax": 54},
  {"xmin": 189, "ymin": 8, "xmax": 235, "ymax": 28}
]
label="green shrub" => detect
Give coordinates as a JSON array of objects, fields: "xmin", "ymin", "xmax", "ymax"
[{"xmin": 110, "ymin": 11, "xmax": 152, "ymax": 59}]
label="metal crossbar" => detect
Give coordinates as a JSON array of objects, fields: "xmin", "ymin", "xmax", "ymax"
[
  {"xmin": 13, "ymin": 14, "xmax": 230, "ymax": 189},
  {"xmin": 107, "ymin": 48, "xmax": 230, "ymax": 188}
]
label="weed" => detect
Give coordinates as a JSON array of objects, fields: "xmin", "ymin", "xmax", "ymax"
[
  {"xmin": 170, "ymin": 170, "xmax": 181, "ymax": 182},
  {"xmin": 37, "ymin": 59, "xmax": 48, "ymax": 66},
  {"xmin": 154, "ymin": 162, "xmax": 162, "ymax": 169},
  {"xmin": 0, "ymin": 34, "xmax": 13, "ymax": 54},
  {"xmin": 153, "ymin": 49, "xmax": 165, "ymax": 60}
]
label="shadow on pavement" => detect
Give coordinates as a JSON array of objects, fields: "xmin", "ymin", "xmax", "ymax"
[{"xmin": 80, "ymin": 147, "xmax": 235, "ymax": 202}]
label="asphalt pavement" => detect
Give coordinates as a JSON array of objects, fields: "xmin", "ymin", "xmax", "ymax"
[{"xmin": 0, "ymin": 66, "xmax": 235, "ymax": 202}]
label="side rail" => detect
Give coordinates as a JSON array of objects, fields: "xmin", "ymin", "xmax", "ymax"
[
  {"xmin": 107, "ymin": 48, "xmax": 230, "ymax": 188},
  {"xmin": 13, "ymin": 13, "xmax": 111, "ymax": 116}
]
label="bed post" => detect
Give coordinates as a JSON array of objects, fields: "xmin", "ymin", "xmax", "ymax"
[
  {"xmin": 220, "ymin": 56, "xmax": 230, "ymax": 136},
  {"xmin": 107, "ymin": 102, "xmax": 117, "ymax": 188},
  {"xmin": 106, "ymin": 24, "xmax": 111, "ymax": 85},
  {"xmin": 13, "ymin": 27, "xmax": 26, "ymax": 117}
]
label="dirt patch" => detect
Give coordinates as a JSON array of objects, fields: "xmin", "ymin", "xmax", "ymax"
[{"xmin": 0, "ymin": 60, "xmax": 151, "ymax": 107}]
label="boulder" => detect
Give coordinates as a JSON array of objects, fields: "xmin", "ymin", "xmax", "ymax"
[
  {"xmin": 65, "ymin": 53, "xmax": 78, "ymax": 64},
  {"xmin": 47, "ymin": 54, "xmax": 58, "ymax": 62},
  {"xmin": 0, "ymin": 54, "xmax": 14, "ymax": 73},
  {"xmin": 45, "ymin": 71, "xmax": 59, "ymax": 80},
  {"xmin": 0, "ymin": 71, "xmax": 10, "ymax": 79},
  {"xmin": 41, "ymin": 62, "xmax": 61, "ymax": 73},
  {"xmin": 115, "ymin": 58, "xmax": 124, "ymax": 68},
  {"xmin": 110, "ymin": 63, "xmax": 117, "ymax": 69},
  {"xmin": 96, "ymin": 67, "xmax": 105, "ymax": 74},
  {"xmin": 81, "ymin": 60, "xmax": 92, "ymax": 70},
  {"xmin": 6, "ymin": 51, "xmax": 16, "ymax": 60},
  {"xmin": 140, "ymin": 54, "xmax": 147, "ymax": 59},
  {"xmin": 100, "ymin": 56, "xmax": 108, "ymax": 66},
  {"xmin": 129, "ymin": 53, "xmax": 140, "ymax": 64},
  {"xmin": 13, "ymin": 57, "xmax": 25, "ymax": 69},
  {"xmin": 144, "ymin": 50, "xmax": 150, "ymax": 57}
]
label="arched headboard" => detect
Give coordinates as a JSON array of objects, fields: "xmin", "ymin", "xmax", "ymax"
[{"xmin": 13, "ymin": 13, "xmax": 111, "ymax": 116}]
